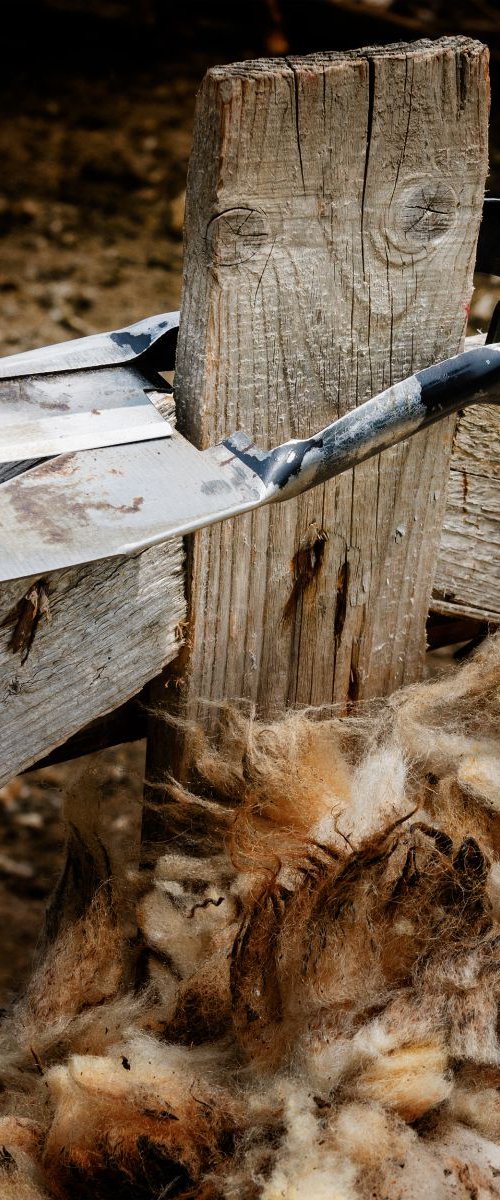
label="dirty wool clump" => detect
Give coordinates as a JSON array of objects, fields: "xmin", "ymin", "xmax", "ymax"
[{"xmin": 2, "ymin": 637, "xmax": 500, "ymax": 1197}]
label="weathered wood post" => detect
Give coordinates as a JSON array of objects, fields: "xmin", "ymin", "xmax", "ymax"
[
  {"xmin": 145, "ymin": 36, "xmax": 489, "ymax": 801},
  {"xmin": 433, "ymin": 400, "xmax": 500, "ymax": 623}
]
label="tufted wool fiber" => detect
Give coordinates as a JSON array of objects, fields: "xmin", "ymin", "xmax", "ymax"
[{"xmin": 2, "ymin": 636, "xmax": 500, "ymax": 1197}]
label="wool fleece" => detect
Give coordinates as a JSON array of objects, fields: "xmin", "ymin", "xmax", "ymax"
[{"xmin": 2, "ymin": 636, "xmax": 500, "ymax": 1198}]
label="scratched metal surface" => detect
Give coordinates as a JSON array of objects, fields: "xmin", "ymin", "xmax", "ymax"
[
  {"xmin": 0, "ymin": 432, "xmax": 264, "ymax": 582},
  {"xmin": 0, "ymin": 363, "xmax": 172, "ymax": 462}
]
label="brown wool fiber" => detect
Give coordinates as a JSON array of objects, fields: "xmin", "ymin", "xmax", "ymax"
[{"xmin": 2, "ymin": 636, "xmax": 500, "ymax": 1197}]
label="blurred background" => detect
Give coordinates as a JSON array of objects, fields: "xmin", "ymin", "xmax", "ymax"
[
  {"xmin": 0, "ymin": 0, "xmax": 499, "ymax": 358},
  {"xmin": 0, "ymin": 0, "xmax": 499, "ymax": 1008}
]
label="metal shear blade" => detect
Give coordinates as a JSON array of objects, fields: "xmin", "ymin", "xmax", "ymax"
[{"xmin": 2, "ymin": 312, "xmax": 500, "ymax": 584}]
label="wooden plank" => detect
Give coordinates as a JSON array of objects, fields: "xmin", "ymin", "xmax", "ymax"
[
  {"xmin": 172, "ymin": 37, "xmax": 489, "ymax": 716},
  {"xmin": 432, "ymin": 401, "xmax": 500, "ymax": 622},
  {"xmin": 25, "ymin": 695, "xmax": 148, "ymax": 772},
  {"xmin": 0, "ymin": 540, "xmax": 185, "ymax": 787}
]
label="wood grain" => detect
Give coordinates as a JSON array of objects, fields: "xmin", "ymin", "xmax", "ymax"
[
  {"xmin": 433, "ymin": 402, "xmax": 500, "ymax": 622},
  {"xmin": 174, "ymin": 37, "xmax": 489, "ymax": 715},
  {"xmin": 0, "ymin": 540, "xmax": 185, "ymax": 787}
]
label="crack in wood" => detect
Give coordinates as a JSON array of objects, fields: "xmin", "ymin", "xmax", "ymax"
[
  {"xmin": 286, "ymin": 59, "xmax": 306, "ymax": 194},
  {"xmin": 360, "ymin": 55, "xmax": 375, "ymax": 279},
  {"xmin": 334, "ymin": 559, "xmax": 350, "ymax": 644}
]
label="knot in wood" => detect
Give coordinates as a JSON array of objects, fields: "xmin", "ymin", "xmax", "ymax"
[
  {"xmin": 394, "ymin": 181, "xmax": 458, "ymax": 251},
  {"xmin": 206, "ymin": 207, "xmax": 270, "ymax": 266}
]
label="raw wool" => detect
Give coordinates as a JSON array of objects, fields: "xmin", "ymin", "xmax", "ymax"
[
  {"xmin": 2, "ymin": 638, "xmax": 500, "ymax": 1197},
  {"xmin": 0, "ymin": 1117, "xmax": 48, "ymax": 1200},
  {"xmin": 257, "ymin": 1085, "xmax": 358, "ymax": 1200}
]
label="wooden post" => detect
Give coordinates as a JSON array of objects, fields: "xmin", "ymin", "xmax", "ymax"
[
  {"xmin": 433, "ymin": 401, "xmax": 500, "ymax": 623},
  {"xmin": 145, "ymin": 38, "xmax": 488, "ymax": 799}
]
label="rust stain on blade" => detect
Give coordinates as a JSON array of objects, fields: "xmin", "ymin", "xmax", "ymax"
[
  {"xmin": 118, "ymin": 496, "xmax": 143, "ymax": 514},
  {"xmin": 34, "ymin": 453, "xmax": 80, "ymax": 477},
  {"xmin": 5, "ymin": 467, "xmax": 143, "ymax": 548},
  {"xmin": 0, "ymin": 434, "xmax": 267, "ymax": 582}
]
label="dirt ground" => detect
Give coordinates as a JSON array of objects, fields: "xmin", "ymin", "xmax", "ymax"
[
  {"xmin": 0, "ymin": 48, "xmax": 191, "ymax": 358},
  {"xmin": 1, "ymin": 1, "xmax": 499, "ymax": 1007}
]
